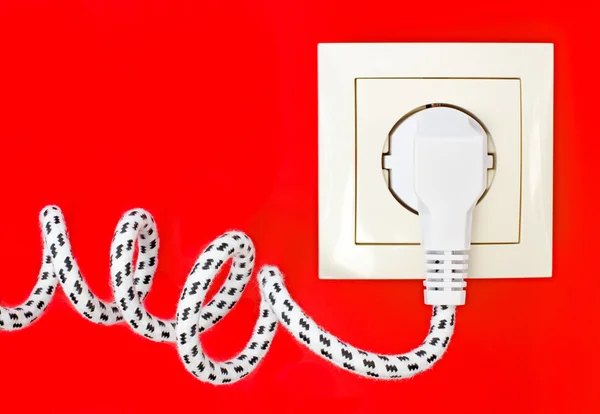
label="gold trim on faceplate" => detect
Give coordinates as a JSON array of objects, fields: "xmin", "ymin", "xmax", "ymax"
[{"xmin": 354, "ymin": 77, "xmax": 523, "ymax": 246}]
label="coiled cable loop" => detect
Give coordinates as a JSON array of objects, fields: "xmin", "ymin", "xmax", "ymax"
[{"xmin": 0, "ymin": 206, "xmax": 455, "ymax": 384}]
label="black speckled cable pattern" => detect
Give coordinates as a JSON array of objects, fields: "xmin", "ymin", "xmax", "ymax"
[{"xmin": 0, "ymin": 206, "xmax": 455, "ymax": 384}]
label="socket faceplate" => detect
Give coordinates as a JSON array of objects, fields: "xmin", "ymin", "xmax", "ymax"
[{"xmin": 318, "ymin": 43, "xmax": 553, "ymax": 280}]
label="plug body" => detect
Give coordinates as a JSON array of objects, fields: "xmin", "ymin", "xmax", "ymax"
[
  {"xmin": 414, "ymin": 107, "xmax": 489, "ymax": 251},
  {"xmin": 412, "ymin": 107, "xmax": 490, "ymax": 305}
]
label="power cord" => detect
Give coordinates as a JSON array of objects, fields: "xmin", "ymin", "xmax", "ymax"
[{"xmin": 0, "ymin": 107, "xmax": 488, "ymax": 384}]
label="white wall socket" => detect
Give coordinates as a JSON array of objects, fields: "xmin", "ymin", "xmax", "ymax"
[{"xmin": 318, "ymin": 43, "xmax": 553, "ymax": 280}]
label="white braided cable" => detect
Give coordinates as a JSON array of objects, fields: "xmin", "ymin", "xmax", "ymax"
[{"xmin": 0, "ymin": 205, "xmax": 456, "ymax": 384}]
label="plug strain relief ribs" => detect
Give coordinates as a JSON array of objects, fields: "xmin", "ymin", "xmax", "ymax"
[{"xmin": 423, "ymin": 250, "xmax": 468, "ymax": 306}]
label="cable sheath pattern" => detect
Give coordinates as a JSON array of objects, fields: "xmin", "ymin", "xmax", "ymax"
[{"xmin": 0, "ymin": 206, "xmax": 456, "ymax": 384}]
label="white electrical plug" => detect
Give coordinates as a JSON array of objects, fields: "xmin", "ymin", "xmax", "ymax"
[{"xmin": 385, "ymin": 106, "xmax": 492, "ymax": 305}]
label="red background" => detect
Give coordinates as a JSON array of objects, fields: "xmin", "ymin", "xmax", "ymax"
[{"xmin": 0, "ymin": 0, "xmax": 596, "ymax": 413}]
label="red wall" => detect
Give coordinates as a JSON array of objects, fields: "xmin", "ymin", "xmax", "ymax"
[{"xmin": 0, "ymin": 1, "xmax": 596, "ymax": 413}]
